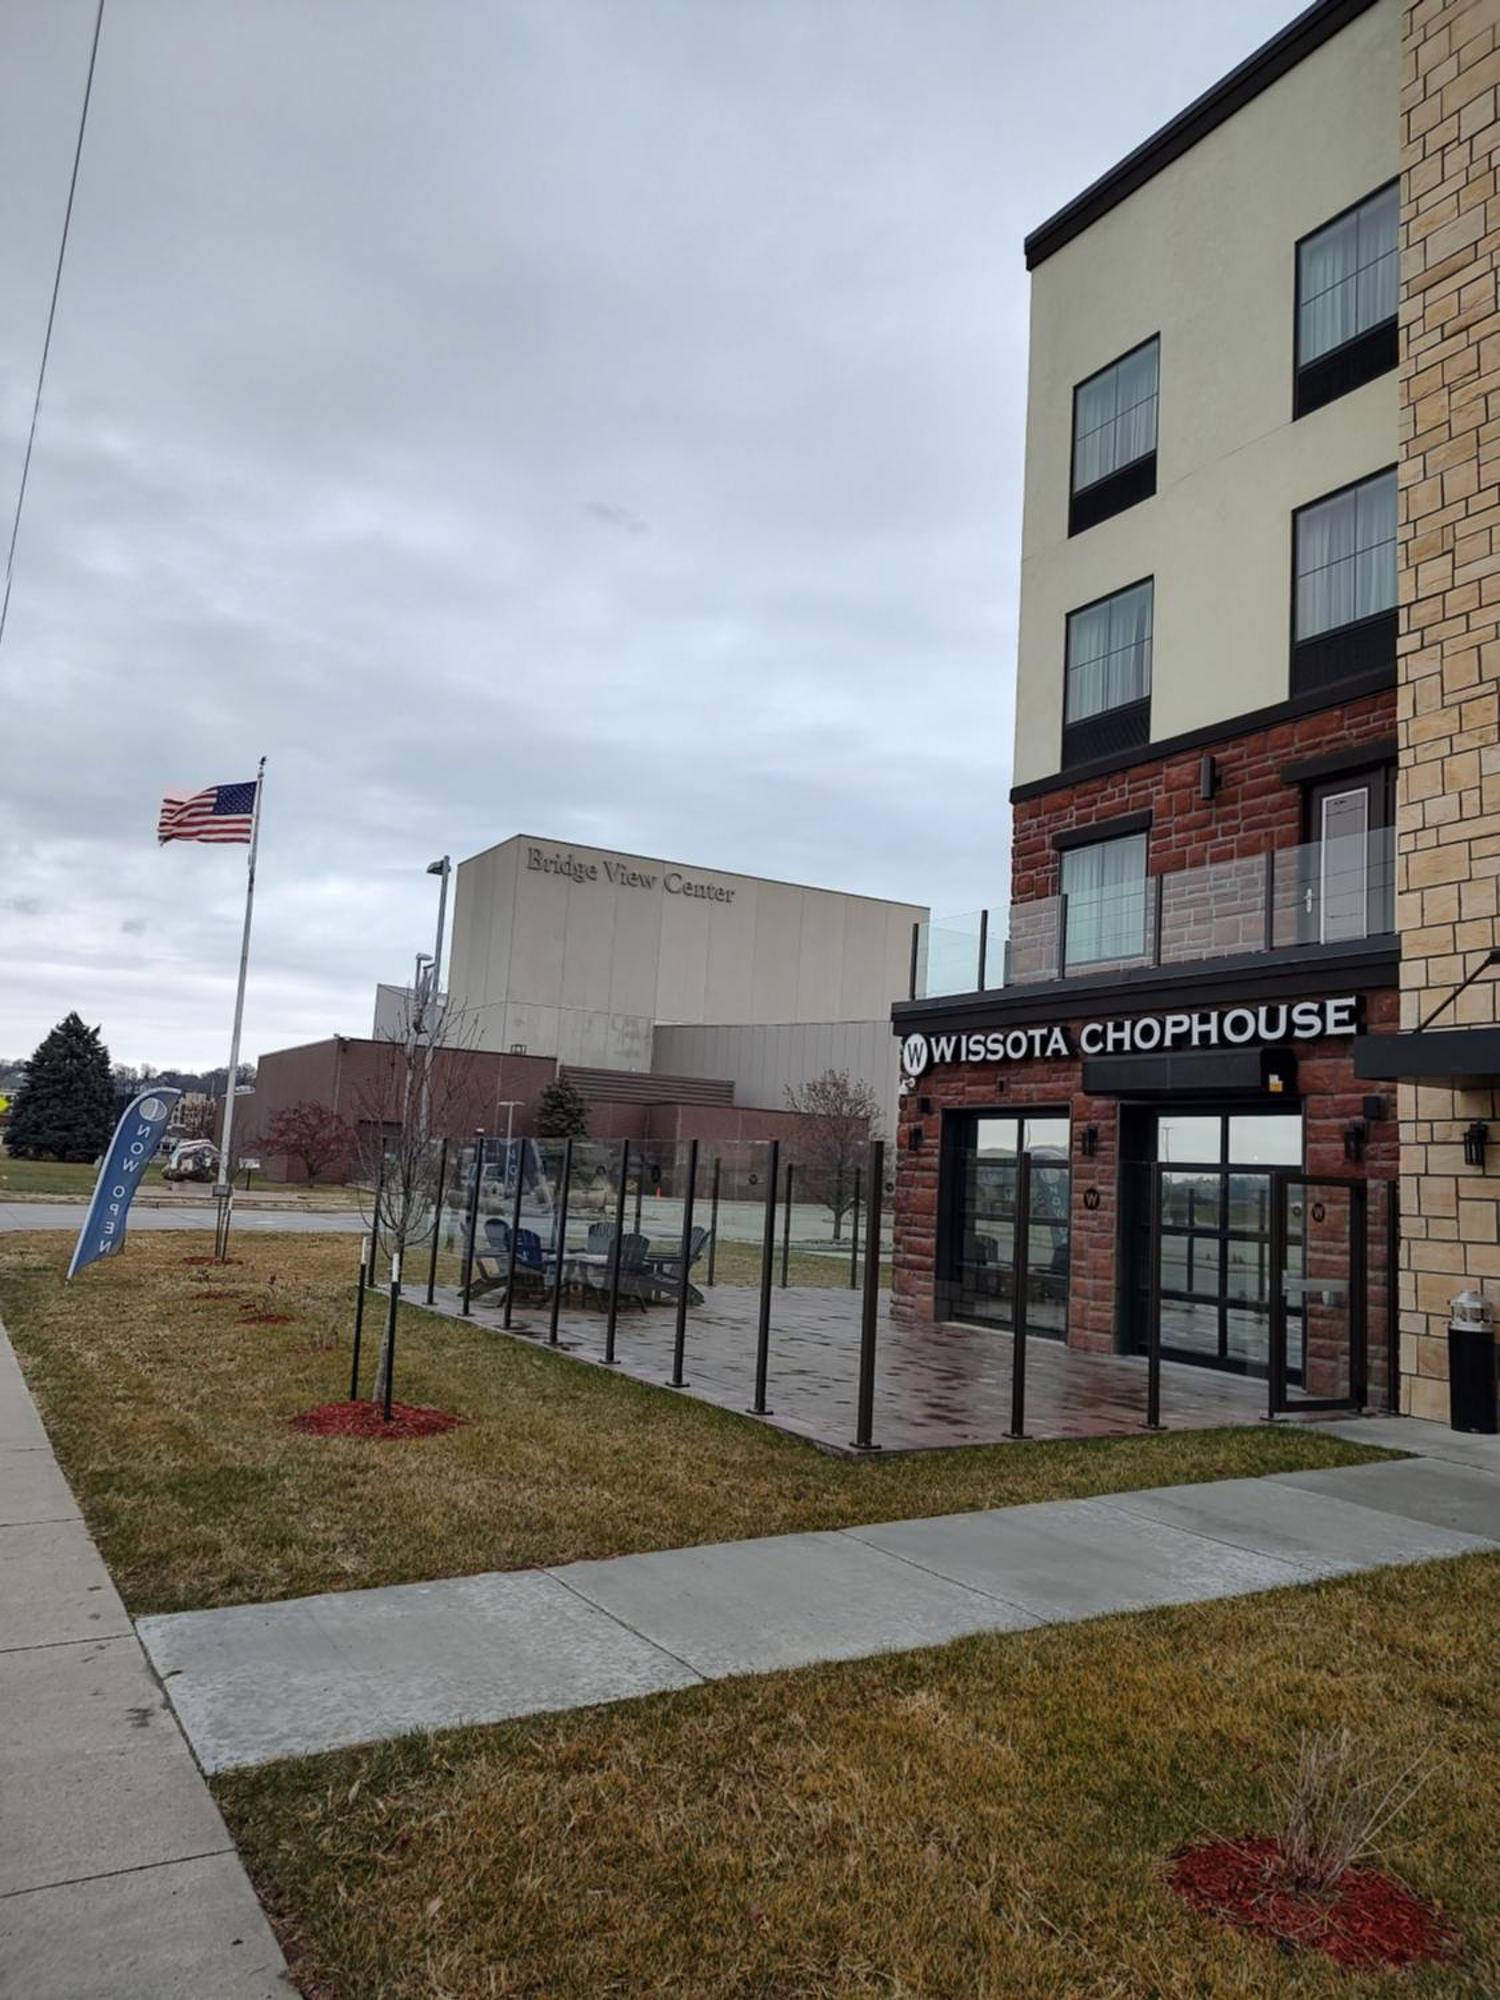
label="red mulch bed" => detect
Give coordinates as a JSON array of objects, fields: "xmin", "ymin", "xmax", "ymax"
[
  {"xmin": 180, "ymin": 1255, "xmax": 243, "ymax": 1267},
  {"xmin": 288, "ymin": 1400, "xmax": 465, "ymax": 1441},
  {"xmin": 239, "ymin": 1311, "xmax": 296, "ymax": 1325},
  {"xmin": 1168, "ymin": 1837, "xmax": 1457, "ymax": 1970}
]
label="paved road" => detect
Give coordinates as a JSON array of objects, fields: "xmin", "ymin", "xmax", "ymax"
[
  {"xmin": 0, "ymin": 1323, "xmax": 290, "ymax": 1998},
  {"xmin": 0, "ymin": 1200, "xmax": 361, "ymax": 1236},
  {"xmin": 139, "ymin": 1421, "xmax": 1500, "ymax": 1773}
]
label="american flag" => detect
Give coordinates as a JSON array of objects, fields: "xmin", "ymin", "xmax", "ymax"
[{"xmin": 157, "ymin": 779, "xmax": 259, "ymax": 845}]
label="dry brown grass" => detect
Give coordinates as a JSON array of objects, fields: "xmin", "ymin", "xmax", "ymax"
[
  {"xmin": 0, "ymin": 1230, "xmax": 1389, "ymax": 1616},
  {"xmin": 217, "ymin": 1554, "xmax": 1500, "ymax": 1999}
]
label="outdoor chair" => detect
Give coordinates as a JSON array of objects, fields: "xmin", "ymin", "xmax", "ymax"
[
  {"xmin": 580, "ymin": 1231, "xmax": 652, "ymax": 1311},
  {"xmin": 630, "ymin": 1224, "xmax": 711, "ymax": 1310},
  {"xmin": 585, "ymin": 1220, "xmax": 615, "ymax": 1255},
  {"xmin": 474, "ymin": 1216, "xmax": 551, "ymax": 1301}
]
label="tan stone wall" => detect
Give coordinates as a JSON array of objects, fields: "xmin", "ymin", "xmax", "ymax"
[{"xmin": 1398, "ymin": 0, "xmax": 1500, "ymax": 1417}]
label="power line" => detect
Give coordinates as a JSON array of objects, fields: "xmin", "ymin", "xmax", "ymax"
[{"xmin": 0, "ymin": 0, "xmax": 105, "ymax": 660}]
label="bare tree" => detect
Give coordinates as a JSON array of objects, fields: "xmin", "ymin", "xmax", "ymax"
[
  {"xmin": 783, "ymin": 1068, "xmax": 882, "ymax": 1242},
  {"xmin": 262, "ymin": 1100, "xmax": 355, "ymax": 1185},
  {"xmin": 353, "ymin": 989, "xmax": 487, "ymax": 1409}
]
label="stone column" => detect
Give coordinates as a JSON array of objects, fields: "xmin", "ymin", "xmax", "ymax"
[{"xmin": 1397, "ymin": 0, "xmax": 1500, "ymax": 1416}]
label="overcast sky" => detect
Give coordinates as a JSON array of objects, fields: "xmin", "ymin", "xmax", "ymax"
[{"xmin": 2, "ymin": 0, "xmax": 1297, "ymax": 1069}]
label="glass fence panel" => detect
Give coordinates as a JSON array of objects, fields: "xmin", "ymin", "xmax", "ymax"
[
  {"xmin": 1158, "ymin": 854, "xmax": 1268, "ymax": 964},
  {"xmin": 1271, "ymin": 826, "xmax": 1396, "ymax": 949},
  {"xmin": 915, "ymin": 912, "xmax": 985, "ymax": 997},
  {"xmin": 1005, "ymin": 896, "xmax": 1062, "ymax": 985},
  {"xmin": 1059, "ymin": 878, "xmax": 1156, "ymax": 977}
]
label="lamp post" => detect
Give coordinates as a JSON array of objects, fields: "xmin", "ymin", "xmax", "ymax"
[{"xmin": 425, "ymin": 856, "xmax": 451, "ymax": 1015}]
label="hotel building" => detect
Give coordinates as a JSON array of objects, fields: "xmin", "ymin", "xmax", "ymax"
[{"xmin": 893, "ymin": 0, "xmax": 1500, "ymax": 1419}]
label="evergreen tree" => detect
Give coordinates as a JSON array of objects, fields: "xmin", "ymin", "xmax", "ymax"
[
  {"xmin": 535, "ymin": 1073, "xmax": 590, "ymax": 1139},
  {"xmin": 6, "ymin": 1014, "xmax": 117, "ymax": 1162}
]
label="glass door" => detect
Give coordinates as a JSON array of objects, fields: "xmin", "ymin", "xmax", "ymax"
[
  {"xmin": 1135, "ymin": 1109, "xmax": 1302, "ymax": 1377},
  {"xmin": 946, "ymin": 1113, "xmax": 1070, "ymax": 1336},
  {"xmin": 1270, "ymin": 1175, "xmax": 1367, "ymax": 1414}
]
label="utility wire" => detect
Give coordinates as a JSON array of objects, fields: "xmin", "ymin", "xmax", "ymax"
[{"xmin": 0, "ymin": 0, "xmax": 105, "ymax": 659}]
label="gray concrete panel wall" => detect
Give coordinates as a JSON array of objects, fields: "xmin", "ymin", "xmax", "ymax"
[
  {"xmin": 650, "ymin": 1019, "xmax": 901, "ymax": 1132},
  {"xmin": 446, "ymin": 835, "xmax": 924, "ymax": 1071}
]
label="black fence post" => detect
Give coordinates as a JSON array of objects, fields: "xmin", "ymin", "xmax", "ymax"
[
  {"xmin": 851, "ymin": 1140, "xmax": 884, "ymax": 1450},
  {"xmin": 670, "ymin": 1140, "xmax": 699, "ymax": 1388},
  {"xmin": 977, "ymin": 907, "xmax": 989, "ymax": 991},
  {"xmin": 502, "ymin": 1135, "xmax": 525, "ymax": 1330},
  {"xmin": 349, "ymin": 1232, "xmax": 370, "ymax": 1400},
  {"xmin": 548, "ymin": 1138, "xmax": 574, "ymax": 1346},
  {"xmin": 1263, "ymin": 847, "xmax": 1278, "ymax": 952},
  {"xmin": 1145, "ymin": 1165, "xmax": 1164, "ymax": 1431},
  {"xmin": 1352, "ymin": 1179, "xmax": 1369, "ymax": 1411},
  {"xmin": 1152, "ymin": 869, "xmax": 1166, "ymax": 967},
  {"xmin": 1266, "ymin": 1171, "xmax": 1288, "ymax": 1422},
  {"xmin": 604, "ymin": 1139, "xmax": 629, "ymax": 1365},
  {"xmin": 751, "ymin": 1140, "xmax": 779, "ymax": 1415},
  {"xmin": 459, "ymin": 1133, "xmax": 484, "ymax": 1317},
  {"xmin": 706, "ymin": 1156, "xmax": 721, "ymax": 1286},
  {"xmin": 381, "ymin": 1248, "xmax": 401, "ymax": 1421},
  {"xmin": 908, "ymin": 919, "xmax": 919, "ymax": 1001},
  {"xmin": 1006, "ymin": 1151, "xmax": 1032, "ymax": 1440},
  {"xmin": 781, "ymin": 1163, "xmax": 794, "ymax": 1286},
  {"xmin": 848, "ymin": 1167, "xmax": 861, "ymax": 1290},
  {"xmin": 425, "ymin": 1137, "xmax": 447, "ymax": 1306}
]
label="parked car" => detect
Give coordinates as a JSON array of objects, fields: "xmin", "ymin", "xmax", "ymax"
[{"xmin": 162, "ymin": 1139, "xmax": 218, "ymax": 1184}]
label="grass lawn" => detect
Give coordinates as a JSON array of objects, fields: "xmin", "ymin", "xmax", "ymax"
[
  {"xmin": 0, "ymin": 1155, "xmax": 165, "ymax": 1197},
  {"xmin": 217, "ymin": 1553, "xmax": 1500, "ymax": 1999},
  {"xmin": 0, "ymin": 1231, "xmax": 1392, "ymax": 1616}
]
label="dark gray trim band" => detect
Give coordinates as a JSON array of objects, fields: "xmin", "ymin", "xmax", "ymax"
[
  {"xmin": 1354, "ymin": 1028, "xmax": 1500, "ymax": 1084},
  {"xmin": 1010, "ymin": 665, "xmax": 1396, "ymax": 804},
  {"xmin": 1024, "ymin": 0, "xmax": 1382, "ymax": 271},
  {"xmin": 1053, "ymin": 810, "xmax": 1152, "ymax": 852},
  {"xmin": 1280, "ymin": 738, "xmax": 1397, "ymax": 786}
]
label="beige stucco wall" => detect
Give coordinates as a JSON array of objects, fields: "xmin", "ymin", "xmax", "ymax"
[
  {"xmin": 445, "ymin": 835, "xmax": 925, "ymax": 1070},
  {"xmin": 1013, "ymin": 0, "xmax": 1400, "ymax": 785}
]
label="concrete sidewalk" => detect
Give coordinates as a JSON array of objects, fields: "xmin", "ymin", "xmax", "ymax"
[
  {"xmin": 140, "ymin": 1427, "xmax": 1500, "ymax": 1775},
  {"xmin": 0, "ymin": 1200, "xmax": 361, "ymax": 1236},
  {"xmin": 0, "ymin": 1327, "xmax": 290, "ymax": 1998}
]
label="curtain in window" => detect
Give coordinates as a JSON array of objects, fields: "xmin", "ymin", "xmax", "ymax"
[
  {"xmin": 1299, "ymin": 185, "xmax": 1397, "ymax": 363},
  {"xmin": 1295, "ymin": 470, "xmax": 1396, "ymax": 639},
  {"xmin": 1073, "ymin": 341, "xmax": 1159, "ymax": 491},
  {"xmin": 1062, "ymin": 833, "xmax": 1148, "ymax": 966},
  {"xmin": 1067, "ymin": 581, "xmax": 1153, "ymax": 721}
]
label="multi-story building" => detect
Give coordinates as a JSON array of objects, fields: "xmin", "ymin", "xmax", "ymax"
[{"xmin": 890, "ymin": 0, "xmax": 1480, "ymax": 1416}]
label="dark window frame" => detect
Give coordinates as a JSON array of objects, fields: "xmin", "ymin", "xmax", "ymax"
[
  {"xmin": 1293, "ymin": 180, "xmax": 1399, "ymax": 420},
  {"xmin": 1068, "ymin": 334, "xmax": 1161, "ymax": 537},
  {"xmin": 1289, "ymin": 464, "xmax": 1398, "ymax": 699},
  {"xmin": 1061, "ymin": 574, "xmax": 1155, "ymax": 769}
]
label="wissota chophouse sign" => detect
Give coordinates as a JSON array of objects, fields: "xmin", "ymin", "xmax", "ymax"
[{"xmin": 900, "ymin": 995, "xmax": 1360, "ymax": 1078}]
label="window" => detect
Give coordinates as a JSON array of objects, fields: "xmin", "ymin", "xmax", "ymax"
[
  {"xmin": 1061, "ymin": 831, "xmax": 1149, "ymax": 970},
  {"xmin": 1296, "ymin": 185, "xmax": 1398, "ymax": 416},
  {"xmin": 1064, "ymin": 579, "xmax": 1152, "ymax": 767},
  {"xmin": 1069, "ymin": 337, "xmax": 1159, "ymax": 535},
  {"xmin": 939, "ymin": 1112, "xmax": 1071, "ymax": 1335},
  {"xmin": 1292, "ymin": 469, "xmax": 1397, "ymax": 695}
]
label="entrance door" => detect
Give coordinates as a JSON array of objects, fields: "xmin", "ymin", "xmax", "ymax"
[
  {"xmin": 944, "ymin": 1113, "xmax": 1070, "ymax": 1335},
  {"xmin": 1131, "ymin": 1109, "xmax": 1302, "ymax": 1376},
  {"xmin": 1269, "ymin": 1174, "xmax": 1367, "ymax": 1414}
]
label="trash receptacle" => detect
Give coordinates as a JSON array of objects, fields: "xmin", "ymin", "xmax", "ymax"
[{"xmin": 1448, "ymin": 1289, "xmax": 1498, "ymax": 1434}]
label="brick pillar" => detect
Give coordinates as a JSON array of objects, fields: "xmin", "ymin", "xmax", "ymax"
[{"xmin": 1397, "ymin": 0, "xmax": 1500, "ymax": 1417}]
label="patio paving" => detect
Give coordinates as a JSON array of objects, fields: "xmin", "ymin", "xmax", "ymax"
[{"xmin": 412, "ymin": 1278, "xmax": 1279, "ymax": 1452}]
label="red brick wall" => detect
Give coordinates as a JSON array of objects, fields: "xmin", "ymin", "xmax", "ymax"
[
  {"xmin": 892, "ymin": 985, "xmax": 1398, "ymax": 1390},
  {"xmin": 1010, "ymin": 692, "xmax": 1397, "ymax": 903}
]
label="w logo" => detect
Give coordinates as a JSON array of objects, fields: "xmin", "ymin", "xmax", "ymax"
[{"xmin": 901, "ymin": 1032, "xmax": 931, "ymax": 1077}]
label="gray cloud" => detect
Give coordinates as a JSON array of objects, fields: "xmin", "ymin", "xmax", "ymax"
[{"xmin": 2, "ymin": 0, "xmax": 1295, "ymax": 1065}]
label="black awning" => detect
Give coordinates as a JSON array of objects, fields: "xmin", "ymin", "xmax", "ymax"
[
  {"xmin": 1355, "ymin": 1028, "xmax": 1500, "ymax": 1085},
  {"xmin": 1082, "ymin": 1048, "xmax": 1298, "ymax": 1099}
]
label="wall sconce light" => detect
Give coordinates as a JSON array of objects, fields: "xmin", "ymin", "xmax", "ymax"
[
  {"xmin": 919, "ymin": 1097, "xmax": 933, "ymax": 1116},
  {"xmin": 1078, "ymin": 1125, "xmax": 1099, "ymax": 1158},
  {"xmin": 1343, "ymin": 1121, "xmax": 1367, "ymax": 1163},
  {"xmin": 1199, "ymin": 753, "xmax": 1219, "ymax": 802},
  {"xmin": 1464, "ymin": 1121, "xmax": 1490, "ymax": 1169},
  {"xmin": 906, "ymin": 1125, "xmax": 924, "ymax": 1153},
  {"xmin": 1362, "ymin": 1095, "xmax": 1388, "ymax": 1124}
]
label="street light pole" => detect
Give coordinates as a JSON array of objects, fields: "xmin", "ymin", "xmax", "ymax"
[{"xmin": 426, "ymin": 856, "xmax": 451, "ymax": 1020}]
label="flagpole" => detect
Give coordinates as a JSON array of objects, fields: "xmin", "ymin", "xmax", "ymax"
[{"xmin": 214, "ymin": 756, "xmax": 266, "ymax": 1261}]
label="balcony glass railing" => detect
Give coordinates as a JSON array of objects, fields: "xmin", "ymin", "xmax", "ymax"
[{"xmin": 911, "ymin": 828, "xmax": 1395, "ymax": 999}]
